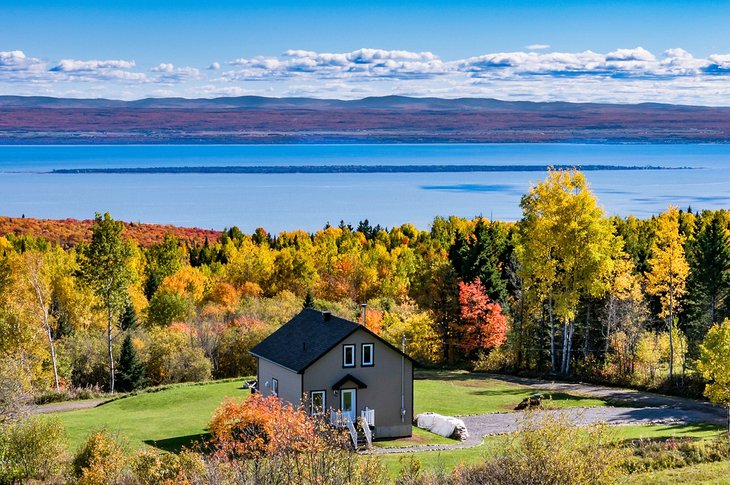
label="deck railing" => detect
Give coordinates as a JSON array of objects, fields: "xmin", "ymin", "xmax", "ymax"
[
  {"xmin": 345, "ymin": 418, "xmax": 358, "ymax": 450},
  {"xmin": 361, "ymin": 407, "xmax": 375, "ymax": 427},
  {"xmin": 329, "ymin": 408, "xmax": 374, "ymax": 449}
]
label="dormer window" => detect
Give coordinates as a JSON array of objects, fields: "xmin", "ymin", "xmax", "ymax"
[
  {"xmin": 362, "ymin": 343, "xmax": 374, "ymax": 367},
  {"xmin": 343, "ymin": 344, "xmax": 355, "ymax": 367}
]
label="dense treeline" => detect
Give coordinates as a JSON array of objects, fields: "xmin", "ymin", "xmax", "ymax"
[{"xmin": 1, "ymin": 169, "xmax": 729, "ymax": 402}]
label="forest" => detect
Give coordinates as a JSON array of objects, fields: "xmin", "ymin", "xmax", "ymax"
[{"xmin": 1, "ymin": 168, "xmax": 729, "ymax": 406}]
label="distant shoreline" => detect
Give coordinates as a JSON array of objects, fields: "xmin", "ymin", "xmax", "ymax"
[{"xmin": 49, "ymin": 164, "xmax": 690, "ymax": 174}]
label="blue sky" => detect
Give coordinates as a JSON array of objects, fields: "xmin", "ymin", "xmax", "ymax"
[{"xmin": 2, "ymin": 1, "xmax": 730, "ymax": 103}]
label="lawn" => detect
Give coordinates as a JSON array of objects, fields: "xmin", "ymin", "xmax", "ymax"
[
  {"xmin": 414, "ymin": 370, "xmax": 607, "ymax": 415},
  {"xmin": 53, "ymin": 369, "xmax": 724, "ymax": 480},
  {"xmin": 626, "ymin": 460, "xmax": 730, "ymax": 484},
  {"xmin": 374, "ymin": 426, "xmax": 458, "ymax": 448},
  {"xmin": 378, "ymin": 423, "xmax": 726, "ymax": 477},
  {"xmin": 54, "ymin": 370, "xmax": 606, "ymax": 453},
  {"xmin": 57, "ymin": 379, "xmax": 248, "ymax": 452}
]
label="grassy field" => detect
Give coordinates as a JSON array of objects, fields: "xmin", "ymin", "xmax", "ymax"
[
  {"xmin": 626, "ymin": 460, "xmax": 730, "ymax": 484},
  {"xmin": 414, "ymin": 370, "xmax": 607, "ymax": 415},
  {"xmin": 378, "ymin": 423, "xmax": 726, "ymax": 477},
  {"xmin": 53, "ymin": 370, "xmax": 726, "ymax": 483},
  {"xmin": 57, "ymin": 379, "xmax": 248, "ymax": 452},
  {"xmin": 56, "ymin": 371, "xmax": 605, "ymax": 452},
  {"xmin": 374, "ymin": 426, "xmax": 458, "ymax": 448}
]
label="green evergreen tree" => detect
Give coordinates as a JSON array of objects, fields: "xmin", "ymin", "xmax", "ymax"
[
  {"xmin": 687, "ymin": 212, "xmax": 730, "ymax": 350},
  {"xmin": 117, "ymin": 334, "xmax": 146, "ymax": 392},
  {"xmin": 303, "ymin": 289, "xmax": 316, "ymax": 309},
  {"xmin": 119, "ymin": 300, "xmax": 138, "ymax": 331},
  {"xmin": 471, "ymin": 220, "xmax": 510, "ymax": 307}
]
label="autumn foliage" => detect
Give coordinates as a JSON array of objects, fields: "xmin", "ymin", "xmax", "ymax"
[
  {"xmin": 0, "ymin": 216, "xmax": 221, "ymax": 248},
  {"xmin": 458, "ymin": 279, "xmax": 508, "ymax": 354},
  {"xmin": 208, "ymin": 394, "xmax": 346, "ymax": 460}
]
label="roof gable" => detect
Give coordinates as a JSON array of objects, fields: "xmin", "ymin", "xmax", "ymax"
[
  {"xmin": 250, "ymin": 309, "xmax": 360, "ymax": 373},
  {"xmin": 250, "ymin": 308, "xmax": 413, "ymax": 373},
  {"xmin": 332, "ymin": 374, "xmax": 368, "ymax": 390}
]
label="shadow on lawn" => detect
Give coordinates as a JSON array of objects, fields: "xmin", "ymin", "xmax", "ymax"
[
  {"xmin": 620, "ymin": 423, "xmax": 724, "ymax": 444},
  {"xmin": 467, "ymin": 388, "xmax": 532, "ymax": 397},
  {"xmin": 144, "ymin": 433, "xmax": 211, "ymax": 453}
]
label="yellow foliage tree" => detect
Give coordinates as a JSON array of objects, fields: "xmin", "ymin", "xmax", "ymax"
[
  {"xmin": 646, "ymin": 206, "xmax": 690, "ymax": 383},
  {"xmin": 698, "ymin": 319, "xmax": 730, "ymax": 432},
  {"xmin": 516, "ymin": 169, "xmax": 615, "ymax": 373}
]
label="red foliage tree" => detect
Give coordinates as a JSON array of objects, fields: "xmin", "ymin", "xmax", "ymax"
[{"xmin": 458, "ymin": 279, "xmax": 508, "ymax": 354}]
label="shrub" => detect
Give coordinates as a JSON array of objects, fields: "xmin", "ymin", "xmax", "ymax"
[
  {"xmin": 0, "ymin": 416, "xmax": 68, "ymax": 483},
  {"xmin": 58, "ymin": 331, "xmax": 110, "ymax": 389},
  {"xmin": 132, "ymin": 448, "xmax": 206, "ymax": 485},
  {"xmin": 216, "ymin": 317, "xmax": 273, "ymax": 378},
  {"xmin": 33, "ymin": 384, "xmax": 105, "ymax": 405},
  {"xmin": 402, "ymin": 413, "xmax": 629, "ymax": 485},
  {"xmin": 487, "ymin": 412, "xmax": 629, "ymax": 485},
  {"xmin": 625, "ymin": 436, "xmax": 730, "ymax": 473},
  {"xmin": 145, "ymin": 327, "xmax": 212, "ymax": 385},
  {"xmin": 72, "ymin": 429, "xmax": 128, "ymax": 485},
  {"xmin": 209, "ymin": 394, "xmax": 347, "ymax": 460},
  {"xmin": 472, "ymin": 347, "xmax": 515, "ymax": 372},
  {"xmin": 0, "ymin": 356, "xmax": 33, "ymax": 423}
]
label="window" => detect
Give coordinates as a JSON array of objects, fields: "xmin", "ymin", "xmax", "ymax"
[
  {"xmin": 271, "ymin": 378, "xmax": 278, "ymax": 396},
  {"xmin": 361, "ymin": 343, "xmax": 374, "ymax": 367},
  {"xmin": 343, "ymin": 344, "xmax": 355, "ymax": 367},
  {"xmin": 311, "ymin": 390, "xmax": 326, "ymax": 415}
]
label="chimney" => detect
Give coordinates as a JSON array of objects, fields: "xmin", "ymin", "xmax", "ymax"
[
  {"xmin": 360, "ymin": 303, "xmax": 367, "ymax": 325},
  {"xmin": 322, "ymin": 311, "xmax": 331, "ymax": 321}
]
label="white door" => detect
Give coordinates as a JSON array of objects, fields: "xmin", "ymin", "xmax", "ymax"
[{"xmin": 341, "ymin": 389, "xmax": 356, "ymax": 423}]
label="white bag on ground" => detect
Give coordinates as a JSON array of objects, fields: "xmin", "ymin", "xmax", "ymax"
[{"xmin": 415, "ymin": 412, "xmax": 469, "ymax": 441}]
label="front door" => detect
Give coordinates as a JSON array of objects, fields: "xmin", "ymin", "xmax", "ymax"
[{"xmin": 341, "ymin": 389, "xmax": 356, "ymax": 423}]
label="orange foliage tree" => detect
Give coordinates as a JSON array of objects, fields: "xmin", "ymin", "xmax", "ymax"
[
  {"xmin": 208, "ymin": 394, "xmax": 346, "ymax": 460},
  {"xmin": 458, "ymin": 279, "xmax": 508, "ymax": 355}
]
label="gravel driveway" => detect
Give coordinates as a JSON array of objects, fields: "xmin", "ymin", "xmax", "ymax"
[{"xmin": 372, "ymin": 374, "xmax": 727, "ymax": 454}]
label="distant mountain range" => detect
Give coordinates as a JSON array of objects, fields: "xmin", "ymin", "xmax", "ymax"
[{"xmin": 1, "ymin": 95, "xmax": 729, "ymax": 144}]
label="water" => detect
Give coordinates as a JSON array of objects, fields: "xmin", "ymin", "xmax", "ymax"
[{"xmin": 1, "ymin": 144, "xmax": 729, "ymax": 232}]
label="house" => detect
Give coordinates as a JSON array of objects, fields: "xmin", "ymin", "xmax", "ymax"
[{"xmin": 250, "ymin": 308, "xmax": 414, "ymax": 439}]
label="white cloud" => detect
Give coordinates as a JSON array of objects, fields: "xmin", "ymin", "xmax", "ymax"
[
  {"xmin": 3, "ymin": 47, "xmax": 730, "ymax": 104},
  {"xmin": 151, "ymin": 63, "xmax": 200, "ymax": 82},
  {"xmin": 605, "ymin": 47, "xmax": 655, "ymax": 62},
  {"xmin": 0, "ymin": 50, "xmax": 46, "ymax": 71},
  {"xmin": 51, "ymin": 59, "xmax": 136, "ymax": 72},
  {"xmin": 225, "ymin": 48, "xmax": 446, "ymax": 80}
]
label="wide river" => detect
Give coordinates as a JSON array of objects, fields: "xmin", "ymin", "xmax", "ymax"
[{"xmin": 1, "ymin": 144, "xmax": 729, "ymax": 232}]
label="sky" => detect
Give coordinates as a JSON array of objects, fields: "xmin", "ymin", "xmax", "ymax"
[{"xmin": 2, "ymin": 0, "xmax": 730, "ymax": 104}]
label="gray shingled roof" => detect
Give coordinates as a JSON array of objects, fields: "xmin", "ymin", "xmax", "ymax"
[{"xmin": 249, "ymin": 308, "xmax": 361, "ymax": 373}]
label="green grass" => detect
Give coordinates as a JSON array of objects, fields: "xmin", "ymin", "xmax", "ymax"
[
  {"xmin": 374, "ymin": 426, "xmax": 458, "ymax": 448},
  {"xmin": 53, "ymin": 369, "xmax": 724, "ymax": 481},
  {"xmin": 57, "ymin": 379, "xmax": 248, "ymax": 452},
  {"xmin": 379, "ymin": 423, "xmax": 725, "ymax": 478},
  {"xmin": 616, "ymin": 423, "xmax": 725, "ymax": 441},
  {"xmin": 414, "ymin": 370, "xmax": 607, "ymax": 415},
  {"xmin": 626, "ymin": 460, "xmax": 730, "ymax": 484}
]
